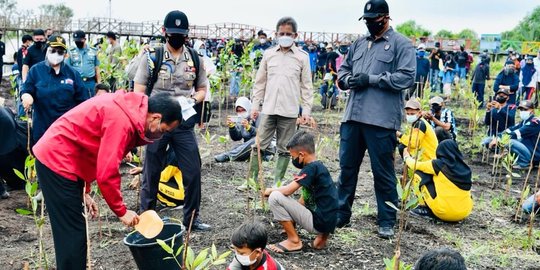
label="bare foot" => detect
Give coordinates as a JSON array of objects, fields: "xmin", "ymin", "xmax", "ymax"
[
  {"xmin": 268, "ymin": 240, "xmax": 303, "ymax": 253},
  {"xmin": 312, "ymin": 233, "xmax": 330, "ymax": 250}
]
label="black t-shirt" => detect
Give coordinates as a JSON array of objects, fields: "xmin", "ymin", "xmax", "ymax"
[
  {"xmin": 456, "ymin": 51, "xmax": 468, "ymax": 67},
  {"xmin": 325, "ymin": 51, "xmax": 339, "ymax": 72},
  {"xmin": 429, "ymin": 50, "xmax": 443, "ymax": 70},
  {"xmin": 295, "ymin": 160, "xmax": 338, "ymax": 233},
  {"xmin": 23, "ymin": 44, "xmax": 48, "ymax": 69}
]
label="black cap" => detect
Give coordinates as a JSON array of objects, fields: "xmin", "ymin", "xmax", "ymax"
[
  {"xmin": 33, "ymin": 29, "xmax": 45, "ymax": 36},
  {"xmin": 48, "ymin": 35, "xmax": 67, "ymax": 50},
  {"xmin": 359, "ymin": 0, "xmax": 389, "ymax": 20},
  {"xmin": 73, "ymin": 30, "xmax": 86, "ymax": 41},
  {"xmin": 496, "ymin": 88, "xmax": 510, "ymax": 96},
  {"xmin": 0, "ymin": 107, "xmax": 17, "ymax": 155},
  {"xmin": 163, "ymin": 10, "xmax": 189, "ymax": 35},
  {"xmin": 518, "ymin": 100, "xmax": 534, "ymax": 110}
]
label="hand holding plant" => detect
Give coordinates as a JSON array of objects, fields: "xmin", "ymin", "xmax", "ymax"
[{"xmin": 84, "ymin": 193, "xmax": 99, "ymax": 219}]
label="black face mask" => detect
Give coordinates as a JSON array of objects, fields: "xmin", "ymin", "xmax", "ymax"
[
  {"xmin": 167, "ymin": 34, "xmax": 186, "ymax": 50},
  {"xmin": 75, "ymin": 41, "xmax": 85, "ymax": 49},
  {"xmin": 495, "ymin": 96, "xmax": 508, "ymax": 104},
  {"xmin": 431, "ymin": 104, "xmax": 442, "ymax": 113},
  {"xmin": 34, "ymin": 41, "xmax": 45, "ymax": 49},
  {"xmin": 365, "ymin": 18, "xmax": 387, "ymax": 37},
  {"xmin": 292, "ymin": 156, "xmax": 304, "ymax": 169}
]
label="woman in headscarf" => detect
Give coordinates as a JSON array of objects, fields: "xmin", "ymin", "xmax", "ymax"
[{"xmin": 403, "ymin": 140, "xmax": 473, "ymax": 222}]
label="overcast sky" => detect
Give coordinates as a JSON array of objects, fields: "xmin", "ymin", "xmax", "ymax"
[{"xmin": 17, "ymin": 0, "xmax": 539, "ymax": 36}]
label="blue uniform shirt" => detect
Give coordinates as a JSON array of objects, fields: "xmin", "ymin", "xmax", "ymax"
[
  {"xmin": 484, "ymin": 103, "xmax": 516, "ymax": 136},
  {"xmin": 502, "ymin": 114, "xmax": 540, "ymax": 161},
  {"xmin": 21, "ymin": 61, "xmax": 90, "ymax": 142},
  {"xmin": 66, "ymin": 45, "xmax": 100, "ymax": 78}
]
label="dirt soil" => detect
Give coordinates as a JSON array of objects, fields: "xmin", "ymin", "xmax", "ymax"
[{"xmin": 1, "ymin": 87, "xmax": 540, "ymax": 270}]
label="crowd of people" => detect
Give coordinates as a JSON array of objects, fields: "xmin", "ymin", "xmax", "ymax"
[{"xmin": 2, "ymin": 0, "xmax": 540, "ymax": 269}]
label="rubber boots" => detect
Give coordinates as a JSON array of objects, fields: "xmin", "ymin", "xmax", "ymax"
[
  {"xmin": 238, "ymin": 151, "xmax": 260, "ymax": 191},
  {"xmin": 273, "ymin": 155, "xmax": 290, "ymax": 187}
]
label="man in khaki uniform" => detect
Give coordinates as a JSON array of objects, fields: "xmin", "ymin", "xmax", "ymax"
[
  {"xmin": 134, "ymin": 10, "xmax": 211, "ymax": 231},
  {"xmin": 247, "ymin": 16, "xmax": 313, "ymax": 188}
]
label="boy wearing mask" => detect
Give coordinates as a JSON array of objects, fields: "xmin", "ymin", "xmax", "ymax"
[{"xmin": 397, "ymin": 99, "xmax": 438, "ymax": 161}]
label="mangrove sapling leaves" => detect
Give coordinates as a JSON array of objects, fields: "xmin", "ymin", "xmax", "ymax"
[
  {"xmin": 215, "ymin": 250, "xmax": 232, "ymax": 263},
  {"xmin": 13, "ymin": 168, "xmax": 25, "ymax": 180},
  {"xmin": 156, "ymin": 239, "xmax": 173, "ymax": 254},
  {"xmin": 385, "ymin": 201, "xmax": 400, "ymax": 212},
  {"xmin": 396, "ymin": 182, "xmax": 404, "ymax": 201},
  {"xmin": 218, "ymin": 136, "xmax": 229, "ymax": 144},
  {"xmin": 192, "ymin": 248, "xmax": 209, "ymax": 268},
  {"xmin": 512, "ymin": 173, "xmax": 521, "ymax": 178},
  {"xmin": 211, "ymin": 243, "xmax": 217, "ymax": 260},
  {"xmin": 16, "ymin": 208, "xmax": 32, "ymax": 215},
  {"xmin": 405, "ymin": 196, "xmax": 419, "ymax": 210},
  {"xmin": 31, "ymin": 198, "xmax": 38, "ymax": 213},
  {"xmin": 175, "ymin": 242, "xmax": 183, "ymax": 257}
]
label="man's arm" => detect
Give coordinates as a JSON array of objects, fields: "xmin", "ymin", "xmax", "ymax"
[
  {"xmin": 510, "ymin": 74, "xmax": 519, "ymax": 92},
  {"xmin": 337, "ymin": 42, "xmax": 354, "ymax": 87},
  {"xmin": 22, "ymin": 64, "xmax": 29, "ymax": 82},
  {"xmin": 133, "ymin": 52, "xmax": 151, "ymax": 94},
  {"xmin": 369, "ymin": 41, "xmax": 416, "ymax": 92},
  {"xmin": 192, "ymin": 60, "xmax": 207, "ymax": 103},
  {"xmin": 251, "ymin": 52, "xmax": 268, "ymax": 117},
  {"xmin": 95, "ymin": 67, "xmax": 101, "ymax": 83},
  {"xmin": 493, "ymin": 73, "xmax": 502, "ymax": 92},
  {"xmin": 73, "ymin": 70, "xmax": 91, "ymax": 103},
  {"xmin": 300, "ymin": 53, "xmax": 313, "ymax": 117}
]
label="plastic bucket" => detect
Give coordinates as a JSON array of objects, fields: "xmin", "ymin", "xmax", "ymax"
[{"xmin": 124, "ymin": 223, "xmax": 185, "ymax": 270}]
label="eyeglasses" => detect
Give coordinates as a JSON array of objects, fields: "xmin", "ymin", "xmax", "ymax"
[
  {"xmin": 277, "ymin": 32, "xmax": 295, "ymax": 37},
  {"xmin": 50, "ymin": 48, "xmax": 66, "ymax": 55}
]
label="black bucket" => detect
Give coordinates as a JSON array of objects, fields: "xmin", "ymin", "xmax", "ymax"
[{"xmin": 124, "ymin": 223, "xmax": 185, "ymax": 270}]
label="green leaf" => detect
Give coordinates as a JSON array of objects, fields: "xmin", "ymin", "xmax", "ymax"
[
  {"xmin": 512, "ymin": 173, "xmax": 521, "ymax": 178},
  {"xmin": 385, "ymin": 201, "xmax": 400, "ymax": 212},
  {"xmin": 211, "ymin": 243, "xmax": 217, "ymax": 259},
  {"xmin": 196, "ymin": 258, "xmax": 211, "ymax": 270},
  {"xmin": 212, "ymin": 258, "xmax": 228, "ymax": 266},
  {"xmin": 218, "ymin": 136, "xmax": 229, "ymax": 143},
  {"xmin": 25, "ymin": 181, "xmax": 32, "ymax": 196},
  {"xmin": 13, "ymin": 169, "xmax": 25, "ymax": 180},
  {"xmin": 30, "ymin": 182, "xmax": 38, "ymax": 196},
  {"xmin": 193, "ymin": 248, "xmax": 208, "ymax": 267},
  {"xmin": 31, "ymin": 198, "xmax": 38, "ymax": 213},
  {"xmin": 163, "ymin": 257, "xmax": 174, "ymax": 260},
  {"xmin": 217, "ymin": 250, "xmax": 232, "ymax": 261},
  {"xmin": 16, "ymin": 208, "xmax": 32, "ymax": 215},
  {"xmin": 185, "ymin": 246, "xmax": 195, "ymax": 268},
  {"xmin": 170, "ymin": 233, "xmax": 176, "ymax": 251},
  {"xmin": 156, "ymin": 239, "xmax": 173, "ymax": 254},
  {"xmin": 405, "ymin": 196, "xmax": 418, "ymax": 210},
  {"xmin": 175, "ymin": 244, "xmax": 183, "ymax": 257},
  {"xmin": 396, "ymin": 182, "xmax": 403, "ymax": 200}
]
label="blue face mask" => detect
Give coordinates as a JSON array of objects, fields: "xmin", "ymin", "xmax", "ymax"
[{"xmin": 417, "ymin": 51, "xmax": 426, "ymax": 58}]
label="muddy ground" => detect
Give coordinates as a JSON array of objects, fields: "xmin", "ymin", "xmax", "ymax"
[{"xmin": 1, "ymin": 86, "xmax": 540, "ymax": 270}]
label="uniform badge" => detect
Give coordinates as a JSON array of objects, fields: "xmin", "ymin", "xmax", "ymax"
[
  {"xmin": 384, "ymin": 44, "xmax": 391, "ymax": 51},
  {"xmin": 65, "ymin": 79, "xmax": 74, "ymax": 85},
  {"xmin": 175, "ymin": 19, "xmax": 181, "ymax": 27}
]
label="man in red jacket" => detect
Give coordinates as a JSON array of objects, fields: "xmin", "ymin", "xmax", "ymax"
[{"xmin": 32, "ymin": 91, "xmax": 182, "ymax": 269}]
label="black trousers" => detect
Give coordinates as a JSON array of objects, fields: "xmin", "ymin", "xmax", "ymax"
[
  {"xmin": 140, "ymin": 126, "xmax": 201, "ymax": 224},
  {"xmin": 36, "ymin": 159, "xmax": 86, "ymax": 270},
  {"xmin": 337, "ymin": 121, "xmax": 398, "ymax": 228}
]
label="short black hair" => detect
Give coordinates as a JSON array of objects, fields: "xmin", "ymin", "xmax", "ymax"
[
  {"xmin": 106, "ymin": 31, "xmax": 117, "ymax": 40},
  {"xmin": 276, "ymin": 16, "xmax": 298, "ymax": 33},
  {"xmin": 95, "ymin": 83, "xmax": 110, "ymax": 92},
  {"xmin": 286, "ymin": 130, "xmax": 315, "ymax": 154},
  {"xmin": 147, "ymin": 92, "xmax": 182, "ymax": 124},
  {"xmin": 415, "ymin": 248, "xmax": 466, "ymax": 270},
  {"xmin": 231, "ymin": 221, "xmax": 267, "ymax": 250},
  {"xmin": 33, "ymin": 29, "xmax": 45, "ymax": 36},
  {"xmin": 22, "ymin": 35, "xmax": 33, "ymax": 43}
]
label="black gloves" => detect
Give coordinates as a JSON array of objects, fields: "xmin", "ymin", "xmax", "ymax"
[{"xmin": 337, "ymin": 73, "xmax": 370, "ymax": 91}]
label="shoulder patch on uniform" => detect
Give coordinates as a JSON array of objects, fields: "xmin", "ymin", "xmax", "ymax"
[{"xmin": 293, "ymin": 173, "xmax": 307, "ymax": 182}]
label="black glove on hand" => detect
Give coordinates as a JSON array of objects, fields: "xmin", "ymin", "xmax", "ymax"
[
  {"xmin": 348, "ymin": 73, "xmax": 370, "ymax": 90},
  {"xmin": 337, "ymin": 75, "xmax": 351, "ymax": 90}
]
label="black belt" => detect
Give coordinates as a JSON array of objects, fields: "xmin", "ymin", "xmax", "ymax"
[{"xmin": 82, "ymin": 77, "xmax": 95, "ymax": 82}]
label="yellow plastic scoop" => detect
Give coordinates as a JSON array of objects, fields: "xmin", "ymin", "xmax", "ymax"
[{"xmin": 135, "ymin": 210, "xmax": 164, "ymax": 239}]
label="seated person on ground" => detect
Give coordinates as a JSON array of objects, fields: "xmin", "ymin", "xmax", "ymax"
[
  {"xmin": 397, "ymin": 99, "xmax": 438, "ymax": 161},
  {"xmin": 481, "ymin": 89, "xmax": 516, "ymax": 148},
  {"xmin": 404, "ymin": 140, "xmax": 473, "ymax": 222},
  {"xmin": 227, "ymin": 221, "xmax": 284, "ymax": 270},
  {"xmin": 215, "ymin": 97, "xmax": 274, "ymax": 163},
  {"xmin": 415, "ymin": 247, "xmax": 467, "ymax": 270},
  {"xmin": 264, "ymin": 130, "xmax": 338, "ymax": 253},
  {"xmin": 489, "ymin": 100, "xmax": 540, "ymax": 169},
  {"xmin": 423, "ymin": 96, "xmax": 456, "ymax": 141},
  {"xmin": 0, "ymin": 106, "xmax": 29, "ymax": 198}
]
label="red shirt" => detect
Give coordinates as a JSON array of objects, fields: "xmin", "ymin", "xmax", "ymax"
[{"xmin": 33, "ymin": 91, "xmax": 150, "ymax": 217}]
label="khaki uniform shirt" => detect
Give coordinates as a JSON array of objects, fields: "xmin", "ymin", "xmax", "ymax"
[
  {"xmin": 252, "ymin": 45, "xmax": 313, "ymax": 118},
  {"xmin": 134, "ymin": 45, "xmax": 207, "ymax": 97}
]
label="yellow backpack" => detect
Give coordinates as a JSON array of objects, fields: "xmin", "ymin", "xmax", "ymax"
[{"xmin": 157, "ymin": 165, "xmax": 184, "ymax": 207}]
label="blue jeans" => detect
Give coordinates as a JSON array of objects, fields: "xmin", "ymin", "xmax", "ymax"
[
  {"xmin": 457, "ymin": 66, "xmax": 467, "ymax": 79},
  {"xmin": 320, "ymin": 81, "xmax": 337, "ymax": 109},
  {"xmin": 522, "ymin": 194, "xmax": 539, "ymax": 214},
  {"xmin": 510, "ymin": 139, "xmax": 532, "ymax": 167},
  {"xmin": 229, "ymin": 72, "xmax": 240, "ymax": 96},
  {"xmin": 430, "ymin": 68, "xmax": 441, "ymax": 93}
]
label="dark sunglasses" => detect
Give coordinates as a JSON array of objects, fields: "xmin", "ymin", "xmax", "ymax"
[{"xmin": 50, "ymin": 48, "xmax": 66, "ymax": 55}]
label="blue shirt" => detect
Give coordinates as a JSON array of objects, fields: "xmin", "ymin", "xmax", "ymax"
[
  {"xmin": 493, "ymin": 71, "xmax": 519, "ymax": 104},
  {"xmin": 66, "ymin": 45, "xmax": 100, "ymax": 78},
  {"xmin": 21, "ymin": 61, "xmax": 90, "ymax": 142},
  {"xmin": 484, "ymin": 103, "xmax": 516, "ymax": 136},
  {"xmin": 503, "ymin": 115, "xmax": 540, "ymax": 161}
]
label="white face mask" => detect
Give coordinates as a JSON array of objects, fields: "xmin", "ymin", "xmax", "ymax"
[
  {"xmin": 278, "ymin": 36, "xmax": 294, "ymax": 48},
  {"xmin": 520, "ymin": 111, "xmax": 531, "ymax": 121},
  {"xmin": 259, "ymin": 38, "xmax": 267, "ymax": 44},
  {"xmin": 198, "ymin": 48, "xmax": 207, "ymax": 57},
  {"xmin": 406, "ymin": 114, "xmax": 419, "ymax": 123},
  {"xmin": 47, "ymin": 52, "xmax": 64, "ymax": 66},
  {"xmin": 238, "ymin": 112, "xmax": 249, "ymax": 119},
  {"xmin": 235, "ymin": 250, "xmax": 256, "ymax": 266}
]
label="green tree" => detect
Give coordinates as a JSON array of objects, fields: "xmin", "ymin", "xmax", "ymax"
[
  {"xmin": 38, "ymin": 3, "xmax": 74, "ymax": 30},
  {"xmin": 501, "ymin": 6, "xmax": 540, "ymax": 41},
  {"xmin": 396, "ymin": 20, "xmax": 431, "ymax": 37},
  {"xmin": 457, "ymin": 29, "xmax": 478, "ymax": 40},
  {"xmin": 0, "ymin": 0, "xmax": 18, "ymax": 22},
  {"xmin": 435, "ymin": 29, "xmax": 455, "ymax": 38}
]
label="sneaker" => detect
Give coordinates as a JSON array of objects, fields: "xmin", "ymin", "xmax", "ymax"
[
  {"xmin": 513, "ymin": 164, "xmax": 528, "ymax": 170},
  {"xmin": 0, "ymin": 191, "xmax": 9, "ymax": 199},
  {"xmin": 410, "ymin": 206, "xmax": 435, "ymax": 220},
  {"xmin": 186, "ymin": 219, "xmax": 212, "ymax": 232},
  {"xmin": 377, "ymin": 226, "xmax": 394, "ymax": 239},
  {"xmin": 214, "ymin": 154, "xmax": 230, "ymax": 163}
]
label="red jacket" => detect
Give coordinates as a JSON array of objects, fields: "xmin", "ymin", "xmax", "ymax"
[{"xmin": 33, "ymin": 91, "xmax": 150, "ymax": 217}]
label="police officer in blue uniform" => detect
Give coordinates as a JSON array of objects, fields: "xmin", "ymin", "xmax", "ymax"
[
  {"xmin": 336, "ymin": 0, "xmax": 416, "ymax": 238},
  {"xmin": 66, "ymin": 30, "xmax": 101, "ymax": 97}
]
